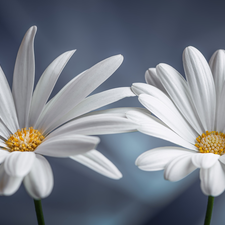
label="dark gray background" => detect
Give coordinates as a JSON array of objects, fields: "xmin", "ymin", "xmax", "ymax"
[{"xmin": 0, "ymin": 0, "xmax": 224, "ymax": 224}]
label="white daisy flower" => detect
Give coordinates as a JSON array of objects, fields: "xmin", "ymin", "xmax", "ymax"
[
  {"xmin": 0, "ymin": 26, "xmax": 137, "ymax": 199},
  {"xmin": 127, "ymin": 46, "xmax": 225, "ymax": 197}
]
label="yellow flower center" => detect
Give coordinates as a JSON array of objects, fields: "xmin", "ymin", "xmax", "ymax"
[
  {"xmin": 195, "ymin": 131, "xmax": 225, "ymax": 155},
  {"xmin": 5, "ymin": 127, "xmax": 44, "ymax": 152}
]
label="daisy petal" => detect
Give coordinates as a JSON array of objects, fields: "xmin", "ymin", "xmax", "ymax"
[
  {"xmin": 12, "ymin": 26, "xmax": 37, "ymax": 128},
  {"xmin": 157, "ymin": 63, "xmax": 203, "ymax": 134},
  {"xmin": 35, "ymin": 55, "xmax": 123, "ymax": 134},
  {"xmin": 46, "ymin": 87, "xmax": 135, "ymax": 134},
  {"xmin": 0, "ymin": 67, "xmax": 19, "ymax": 133},
  {"xmin": 126, "ymin": 110, "xmax": 196, "ymax": 150},
  {"xmin": 35, "ymin": 135, "xmax": 100, "ymax": 157},
  {"xmin": 0, "ymin": 150, "xmax": 9, "ymax": 164},
  {"xmin": 24, "ymin": 154, "xmax": 53, "ymax": 199},
  {"xmin": 71, "ymin": 150, "xmax": 122, "ymax": 179},
  {"xmin": 4, "ymin": 152, "xmax": 35, "ymax": 177},
  {"xmin": 200, "ymin": 161, "xmax": 225, "ymax": 196},
  {"xmin": 29, "ymin": 50, "xmax": 76, "ymax": 126},
  {"xmin": 0, "ymin": 164, "xmax": 23, "ymax": 195},
  {"xmin": 216, "ymin": 85, "xmax": 225, "ymax": 132},
  {"xmin": 47, "ymin": 114, "xmax": 137, "ymax": 138},
  {"xmin": 192, "ymin": 153, "xmax": 219, "ymax": 169},
  {"xmin": 139, "ymin": 94, "xmax": 197, "ymax": 144},
  {"xmin": 164, "ymin": 154, "xmax": 197, "ymax": 181},
  {"xmin": 136, "ymin": 147, "xmax": 195, "ymax": 171},
  {"xmin": 145, "ymin": 68, "xmax": 167, "ymax": 94},
  {"xmin": 183, "ymin": 46, "xmax": 216, "ymax": 131}
]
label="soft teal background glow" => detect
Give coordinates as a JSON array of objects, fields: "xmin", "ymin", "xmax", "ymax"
[{"xmin": 0, "ymin": 0, "xmax": 225, "ymax": 224}]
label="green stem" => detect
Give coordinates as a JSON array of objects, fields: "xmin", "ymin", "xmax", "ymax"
[
  {"xmin": 204, "ymin": 196, "xmax": 214, "ymax": 225},
  {"xmin": 34, "ymin": 199, "xmax": 45, "ymax": 225}
]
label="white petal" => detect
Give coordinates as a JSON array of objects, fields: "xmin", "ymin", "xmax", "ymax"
[
  {"xmin": 12, "ymin": 26, "xmax": 37, "ymax": 128},
  {"xmin": 35, "ymin": 55, "xmax": 123, "ymax": 134},
  {"xmin": 47, "ymin": 114, "xmax": 137, "ymax": 138},
  {"xmin": 24, "ymin": 154, "xmax": 53, "ymax": 199},
  {"xmin": 45, "ymin": 87, "xmax": 135, "ymax": 134},
  {"xmin": 183, "ymin": 46, "xmax": 216, "ymax": 131},
  {"xmin": 4, "ymin": 151, "xmax": 35, "ymax": 177},
  {"xmin": 200, "ymin": 161, "xmax": 225, "ymax": 196},
  {"xmin": 29, "ymin": 50, "xmax": 76, "ymax": 126},
  {"xmin": 71, "ymin": 150, "xmax": 122, "ymax": 179},
  {"xmin": 217, "ymin": 85, "xmax": 225, "ymax": 132},
  {"xmin": 35, "ymin": 135, "xmax": 100, "ymax": 157},
  {"xmin": 0, "ymin": 67, "xmax": 19, "ymax": 133},
  {"xmin": 157, "ymin": 63, "xmax": 203, "ymax": 134},
  {"xmin": 136, "ymin": 146, "xmax": 195, "ymax": 171},
  {"xmin": 0, "ymin": 163, "xmax": 23, "ymax": 195},
  {"xmin": 127, "ymin": 110, "xmax": 196, "ymax": 150},
  {"xmin": 164, "ymin": 154, "xmax": 197, "ymax": 181},
  {"xmin": 0, "ymin": 150, "xmax": 9, "ymax": 164},
  {"xmin": 145, "ymin": 68, "xmax": 167, "ymax": 94},
  {"xmin": 192, "ymin": 153, "xmax": 219, "ymax": 169},
  {"xmin": 139, "ymin": 94, "xmax": 197, "ymax": 144},
  {"xmin": 219, "ymin": 155, "xmax": 225, "ymax": 164}
]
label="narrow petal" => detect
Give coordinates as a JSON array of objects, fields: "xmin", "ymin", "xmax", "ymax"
[
  {"xmin": 145, "ymin": 68, "xmax": 167, "ymax": 94},
  {"xmin": 71, "ymin": 150, "xmax": 122, "ymax": 179},
  {"xmin": 157, "ymin": 63, "xmax": 203, "ymax": 134},
  {"xmin": 4, "ymin": 152, "xmax": 35, "ymax": 177},
  {"xmin": 35, "ymin": 55, "xmax": 123, "ymax": 134},
  {"xmin": 219, "ymin": 155, "xmax": 225, "ymax": 164},
  {"xmin": 12, "ymin": 26, "xmax": 37, "ymax": 128},
  {"xmin": 24, "ymin": 154, "xmax": 53, "ymax": 199},
  {"xmin": 183, "ymin": 46, "xmax": 216, "ymax": 131},
  {"xmin": 45, "ymin": 87, "xmax": 135, "ymax": 134},
  {"xmin": 35, "ymin": 135, "xmax": 100, "ymax": 157},
  {"xmin": 200, "ymin": 161, "xmax": 225, "ymax": 196},
  {"xmin": 164, "ymin": 154, "xmax": 197, "ymax": 181},
  {"xmin": 46, "ymin": 114, "xmax": 137, "ymax": 138},
  {"xmin": 192, "ymin": 153, "xmax": 219, "ymax": 169},
  {"xmin": 29, "ymin": 50, "xmax": 76, "ymax": 126},
  {"xmin": 0, "ymin": 150, "xmax": 9, "ymax": 164},
  {"xmin": 136, "ymin": 146, "xmax": 195, "ymax": 171},
  {"xmin": 0, "ymin": 67, "xmax": 19, "ymax": 133},
  {"xmin": 139, "ymin": 94, "xmax": 197, "ymax": 144},
  {"xmin": 0, "ymin": 163, "xmax": 23, "ymax": 195}
]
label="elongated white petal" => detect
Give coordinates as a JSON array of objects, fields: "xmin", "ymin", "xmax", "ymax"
[
  {"xmin": 139, "ymin": 94, "xmax": 197, "ymax": 144},
  {"xmin": 216, "ymin": 84, "xmax": 225, "ymax": 132},
  {"xmin": 35, "ymin": 55, "xmax": 123, "ymax": 134},
  {"xmin": 24, "ymin": 154, "xmax": 53, "ymax": 199},
  {"xmin": 183, "ymin": 46, "xmax": 216, "ymax": 131},
  {"xmin": 71, "ymin": 150, "xmax": 122, "ymax": 179},
  {"xmin": 145, "ymin": 68, "xmax": 167, "ymax": 94},
  {"xmin": 35, "ymin": 135, "xmax": 100, "ymax": 157},
  {"xmin": 0, "ymin": 163, "xmax": 23, "ymax": 195},
  {"xmin": 0, "ymin": 121, "xmax": 11, "ymax": 139},
  {"xmin": 46, "ymin": 87, "xmax": 135, "ymax": 134},
  {"xmin": 0, "ymin": 150, "xmax": 9, "ymax": 164},
  {"xmin": 0, "ymin": 67, "xmax": 19, "ymax": 133},
  {"xmin": 164, "ymin": 154, "xmax": 197, "ymax": 181},
  {"xmin": 136, "ymin": 147, "xmax": 195, "ymax": 171},
  {"xmin": 47, "ymin": 114, "xmax": 137, "ymax": 139},
  {"xmin": 157, "ymin": 63, "xmax": 203, "ymax": 134},
  {"xmin": 4, "ymin": 152, "xmax": 35, "ymax": 177},
  {"xmin": 200, "ymin": 161, "xmax": 225, "ymax": 196},
  {"xmin": 29, "ymin": 50, "xmax": 76, "ymax": 127},
  {"xmin": 12, "ymin": 26, "xmax": 37, "ymax": 128},
  {"xmin": 192, "ymin": 153, "xmax": 219, "ymax": 169},
  {"xmin": 219, "ymin": 155, "xmax": 225, "ymax": 164},
  {"xmin": 127, "ymin": 110, "xmax": 196, "ymax": 150}
]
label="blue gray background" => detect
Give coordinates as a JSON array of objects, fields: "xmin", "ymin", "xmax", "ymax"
[{"xmin": 0, "ymin": 0, "xmax": 225, "ymax": 224}]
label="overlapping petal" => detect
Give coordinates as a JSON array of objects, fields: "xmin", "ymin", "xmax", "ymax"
[{"xmin": 192, "ymin": 153, "xmax": 219, "ymax": 169}]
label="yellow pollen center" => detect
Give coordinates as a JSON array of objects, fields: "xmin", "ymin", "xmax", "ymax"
[
  {"xmin": 5, "ymin": 127, "xmax": 45, "ymax": 152},
  {"xmin": 195, "ymin": 131, "xmax": 225, "ymax": 155}
]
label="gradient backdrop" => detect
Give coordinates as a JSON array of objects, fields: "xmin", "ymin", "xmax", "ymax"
[{"xmin": 0, "ymin": 0, "xmax": 224, "ymax": 224}]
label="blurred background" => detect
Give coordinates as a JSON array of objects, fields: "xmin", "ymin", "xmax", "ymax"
[{"xmin": 0, "ymin": 0, "xmax": 225, "ymax": 224}]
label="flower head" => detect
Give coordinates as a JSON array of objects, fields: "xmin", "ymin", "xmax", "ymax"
[
  {"xmin": 0, "ymin": 26, "xmax": 136, "ymax": 199},
  {"xmin": 127, "ymin": 46, "xmax": 225, "ymax": 196}
]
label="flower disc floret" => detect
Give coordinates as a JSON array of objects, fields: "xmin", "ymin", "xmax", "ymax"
[
  {"xmin": 5, "ymin": 127, "xmax": 45, "ymax": 152},
  {"xmin": 195, "ymin": 131, "xmax": 225, "ymax": 155}
]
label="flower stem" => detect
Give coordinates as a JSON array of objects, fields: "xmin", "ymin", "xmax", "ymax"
[
  {"xmin": 204, "ymin": 196, "xmax": 214, "ymax": 225},
  {"xmin": 34, "ymin": 199, "xmax": 45, "ymax": 225}
]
